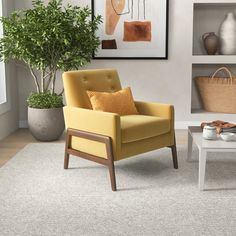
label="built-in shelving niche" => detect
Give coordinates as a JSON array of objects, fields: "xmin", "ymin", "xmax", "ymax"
[
  {"xmin": 191, "ymin": 2, "xmax": 236, "ymax": 118},
  {"xmin": 191, "ymin": 64, "xmax": 236, "ymax": 118},
  {"xmin": 193, "ymin": 2, "xmax": 236, "ymax": 56}
]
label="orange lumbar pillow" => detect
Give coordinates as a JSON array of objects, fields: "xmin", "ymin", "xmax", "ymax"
[{"xmin": 87, "ymin": 87, "xmax": 139, "ymax": 115}]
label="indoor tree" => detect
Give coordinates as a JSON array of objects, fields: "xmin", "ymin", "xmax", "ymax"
[{"xmin": 0, "ymin": 0, "xmax": 102, "ymax": 108}]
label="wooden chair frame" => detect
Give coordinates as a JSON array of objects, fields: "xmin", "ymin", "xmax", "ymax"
[
  {"xmin": 64, "ymin": 128, "xmax": 116, "ymax": 191},
  {"xmin": 64, "ymin": 128, "xmax": 178, "ymax": 191}
]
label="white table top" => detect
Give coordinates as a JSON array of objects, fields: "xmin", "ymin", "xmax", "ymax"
[
  {"xmin": 189, "ymin": 126, "xmax": 236, "ymax": 150},
  {"xmin": 191, "ymin": 132, "xmax": 236, "ymax": 150}
]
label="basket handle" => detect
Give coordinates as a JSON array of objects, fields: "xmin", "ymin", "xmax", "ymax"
[{"xmin": 210, "ymin": 67, "xmax": 233, "ymax": 84}]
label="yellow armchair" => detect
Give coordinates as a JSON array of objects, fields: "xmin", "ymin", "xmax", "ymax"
[{"xmin": 63, "ymin": 69, "xmax": 178, "ymax": 191}]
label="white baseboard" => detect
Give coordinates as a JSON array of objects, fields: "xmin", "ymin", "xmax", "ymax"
[
  {"xmin": 19, "ymin": 120, "xmax": 201, "ymax": 130},
  {"xmin": 19, "ymin": 120, "xmax": 28, "ymax": 128}
]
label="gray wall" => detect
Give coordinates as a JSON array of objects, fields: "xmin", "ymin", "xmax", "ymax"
[
  {"xmin": 0, "ymin": 0, "xmax": 18, "ymax": 140},
  {"xmin": 16, "ymin": 0, "xmax": 194, "ymax": 128}
]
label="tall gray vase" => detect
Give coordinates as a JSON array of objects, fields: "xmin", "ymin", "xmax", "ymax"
[{"xmin": 219, "ymin": 12, "xmax": 236, "ymax": 55}]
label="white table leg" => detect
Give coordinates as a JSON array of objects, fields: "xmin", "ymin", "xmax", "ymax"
[
  {"xmin": 199, "ymin": 149, "xmax": 207, "ymax": 191},
  {"xmin": 187, "ymin": 130, "xmax": 193, "ymax": 161}
]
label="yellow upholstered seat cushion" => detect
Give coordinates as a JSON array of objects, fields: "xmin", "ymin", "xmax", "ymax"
[
  {"xmin": 120, "ymin": 115, "xmax": 170, "ymax": 143},
  {"xmin": 87, "ymin": 87, "xmax": 138, "ymax": 116}
]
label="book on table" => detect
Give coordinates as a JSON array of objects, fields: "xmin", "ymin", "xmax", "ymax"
[{"xmin": 221, "ymin": 127, "xmax": 236, "ymax": 133}]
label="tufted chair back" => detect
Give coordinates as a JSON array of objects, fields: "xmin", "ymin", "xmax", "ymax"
[{"xmin": 63, "ymin": 69, "xmax": 122, "ymax": 109}]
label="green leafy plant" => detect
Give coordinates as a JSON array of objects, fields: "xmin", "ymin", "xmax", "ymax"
[
  {"xmin": 27, "ymin": 92, "xmax": 64, "ymax": 109},
  {"xmin": 0, "ymin": 0, "xmax": 102, "ymax": 108}
]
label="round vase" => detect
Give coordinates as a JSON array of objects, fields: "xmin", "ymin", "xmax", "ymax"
[
  {"xmin": 219, "ymin": 12, "xmax": 236, "ymax": 55},
  {"xmin": 28, "ymin": 107, "xmax": 65, "ymax": 141},
  {"xmin": 202, "ymin": 32, "xmax": 219, "ymax": 55}
]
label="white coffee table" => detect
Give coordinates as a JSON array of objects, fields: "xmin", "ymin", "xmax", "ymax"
[{"xmin": 187, "ymin": 126, "xmax": 236, "ymax": 190}]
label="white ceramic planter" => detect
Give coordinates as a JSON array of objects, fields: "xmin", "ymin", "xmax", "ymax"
[
  {"xmin": 28, "ymin": 107, "xmax": 65, "ymax": 141},
  {"xmin": 219, "ymin": 12, "xmax": 236, "ymax": 55}
]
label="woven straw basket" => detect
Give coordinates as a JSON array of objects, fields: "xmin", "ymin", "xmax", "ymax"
[{"xmin": 195, "ymin": 67, "xmax": 236, "ymax": 113}]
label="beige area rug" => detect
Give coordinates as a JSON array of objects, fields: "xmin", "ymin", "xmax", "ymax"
[{"xmin": 0, "ymin": 143, "xmax": 236, "ymax": 236}]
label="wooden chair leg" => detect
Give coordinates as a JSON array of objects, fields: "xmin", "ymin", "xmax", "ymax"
[
  {"xmin": 168, "ymin": 135, "xmax": 178, "ymax": 169},
  {"xmin": 108, "ymin": 161, "xmax": 117, "ymax": 191},
  {"xmin": 64, "ymin": 153, "xmax": 70, "ymax": 169},
  {"xmin": 171, "ymin": 144, "xmax": 178, "ymax": 169},
  {"xmin": 64, "ymin": 130, "xmax": 70, "ymax": 169},
  {"xmin": 106, "ymin": 137, "xmax": 117, "ymax": 191}
]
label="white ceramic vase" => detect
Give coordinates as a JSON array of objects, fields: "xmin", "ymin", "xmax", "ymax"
[{"xmin": 219, "ymin": 12, "xmax": 236, "ymax": 55}]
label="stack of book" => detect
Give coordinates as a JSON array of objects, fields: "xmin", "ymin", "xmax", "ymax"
[
  {"xmin": 220, "ymin": 127, "xmax": 236, "ymax": 133},
  {"xmin": 201, "ymin": 120, "xmax": 236, "ymax": 134}
]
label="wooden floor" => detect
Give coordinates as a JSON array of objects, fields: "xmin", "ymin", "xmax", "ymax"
[
  {"xmin": 0, "ymin": 129, "xmax": 65, "ymax": 167},
  {"xmin": 0, "ymin": 129, "xmax": 187, "ymax": 168}
]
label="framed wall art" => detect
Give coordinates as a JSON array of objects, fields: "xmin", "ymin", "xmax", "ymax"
[{"xmin": 92, "ymin": 0, "xmax": 169, "ymax": 59}]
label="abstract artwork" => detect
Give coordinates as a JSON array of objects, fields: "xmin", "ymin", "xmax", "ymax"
[{"xmin": 92, "ymin": 0, "xmax": 168, "ymax": 59}]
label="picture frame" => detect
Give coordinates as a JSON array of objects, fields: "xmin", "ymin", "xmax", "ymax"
[{"xmin": 92, "ymin": 0, "xmax": 169, "ymax": 59}]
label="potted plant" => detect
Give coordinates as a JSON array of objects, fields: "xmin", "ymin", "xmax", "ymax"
[{"xmin": 0, "ymin": 0, "xmax": 102, "ymax": 141}]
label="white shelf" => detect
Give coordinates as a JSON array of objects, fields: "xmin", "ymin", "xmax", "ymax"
[
  {"xmin": 191, "ymin": 110, "xmax": 236, "ymax": 123},
  {"xmin": 192, "ymin": 55, "xmax": 236, "ymax": 64},
  {"xmin": 191, "ymin": 109, "xmax": 236, "ymax": 117},
  {"xmin": 193, "ymin": 0, "xmax": 236, "ymax": 4}
]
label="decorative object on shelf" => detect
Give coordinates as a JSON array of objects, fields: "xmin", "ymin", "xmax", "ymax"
[
  {"xmin": 219, "ymin": 12, "xmax": 236, "ymax": 55},
  {"xmin": 92, "ymin": 0, "xmax": 169, "ymax": 59},
  {"xmin": 195, "ymin": 67, "xmax": 236, "ymax": 113},
  {"xmin": 203, "ymin": 125, "xmax": 217, "ymax": 140},
  {"xmin": 202, "ymin": 32, "xmax": 219, "ymax": 55}
]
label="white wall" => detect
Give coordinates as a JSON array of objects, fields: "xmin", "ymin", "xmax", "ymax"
[
  {"xmin": 15, "ymin": 0, "xmax": 203, "ymax": 128},
  {"xmin": 0, "ymin": 0, "xmax": 18, "ymax": 140}
]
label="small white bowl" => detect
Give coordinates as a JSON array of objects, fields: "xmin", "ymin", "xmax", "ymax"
[{"xmin": 220, "ymin": 132, "xmax": 235, "ymax": 142}]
